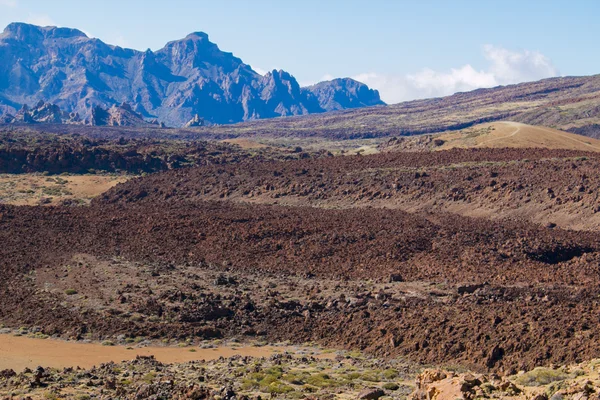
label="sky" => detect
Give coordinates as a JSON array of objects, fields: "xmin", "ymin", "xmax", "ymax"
[{"xmin": 0, "ymin": 0, "xmax": 598, "ymax": 104}]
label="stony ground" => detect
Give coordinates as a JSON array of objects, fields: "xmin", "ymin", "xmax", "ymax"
[
  {"xmin": 101, "ymin": 147, "xmax": 600, "ymax": 230},
  {"xmin": 3, "ymin": 144, "xmax": 600, "ymax": 393},
  {"xmin": 1, "ymin": 244, "xmax": 600, "ymax": 373},
  {"xmin": 0, "ymin": 349, "xmax": 418, "ymax": 400},
  {"xmin": 2, "ymin": 346, "xmax": 600, "ymax": 399}
]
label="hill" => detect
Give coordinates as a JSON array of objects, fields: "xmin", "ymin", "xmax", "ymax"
[
  {"xmin": 0, "ymin": 23, "xmax": 384, "ymax": 127},
  {"xmin": 381, "ymin": 121, "xmax": 600, "ymax": 152}
]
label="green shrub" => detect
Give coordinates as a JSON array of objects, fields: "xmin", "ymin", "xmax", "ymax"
[
  {"xmin": 65, "ymin": 289, "xmax": 78, "ymax": 295},
  {"xmin": 306, "ymin": 373, "xmax": 337, "ymax": 388},
  {"xmin": 383, "ymin": 382, "xmax": 400, "ymax": 390},
  {"xmin": 266, "ymin": 382, "xmax": 294, "ymax": 394},
  {"xmin": 514, "ymin": 367, "xmax": 570, "ymax": 386},
  {"xmin": 142, "ymin": 372, "xmax": 157, "ymax": 383},
  {"xmin": 383, "ymin": 369, "xmax": 399, "ymax": 380},
  {"xmin": 283, "ymin": 371, "xmax": 309, "ymax": 385},
  {"xmin": 362, "ymin": 372, "xmax": 381, "ymax": 382}
]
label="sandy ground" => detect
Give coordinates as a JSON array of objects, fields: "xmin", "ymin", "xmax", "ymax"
[
  {"xmin": 222, "ymin": 138, "xmax": 270, "ymax": 149},
  {"xmin": 0, "ymin": 333, "xmax": 326, "ymax": 370},
  {"xmin": 0, "ymin": 174, "xmax": 131, "ymax": 206},
  {"xmin": 438, "ymin": 121, "xmax": 600, "ymax": 152}
]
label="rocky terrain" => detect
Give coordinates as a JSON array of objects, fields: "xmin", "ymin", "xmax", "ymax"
[
  {"xmin": 2, "ymin": 115, "xmax": 600, "ymax": 399},
  {"xmin": 0, "ymin": 128, "xmax": 323, "ymax": 174},
  {"xmin": 0, "ymin": 349, "xmax": 418, "ymax": 400},
  {"xmin": 4, "ymin": 353, "xmax": 600, "ymax": 400},
  {"xmin": 0, "ymin": 23, "xmax": 384, "ymax": 127},
  {"xmin": 3, "ymin": 163, "xmax": 600, "ymax": 373},
  {"xmin": 100, "ymin": 147, "xmax": 600, "ymax": 230}
]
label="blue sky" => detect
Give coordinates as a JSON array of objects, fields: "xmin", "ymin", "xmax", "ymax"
[{"xmin": 0, "ymin": 0, "xmax": 598, "ymax": 103}]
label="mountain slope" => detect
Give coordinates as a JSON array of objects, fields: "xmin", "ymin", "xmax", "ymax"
[
  {"xmin": 196, "ymin": 75, "xmax": 600, "ymax": 140},
  {"xmin": 0, "ymin": 23, "xmax": 384, "ymax": 127}
]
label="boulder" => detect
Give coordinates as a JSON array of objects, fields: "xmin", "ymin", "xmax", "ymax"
[{"xmin": 357, "ymin": 388, "xmax": 385, "ymax": 399}]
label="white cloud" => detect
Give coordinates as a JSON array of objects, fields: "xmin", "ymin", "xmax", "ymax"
[
  {"xmin": 0, "ymin": 0, "xmax": 17, "ymax": 7},
  {"xmin": 109, "ymin": 34, "xmax": 129, "ymax": 48},
  {"xmin": 353, "ymin": 45, "xmax": 559, "ymax": 104},
  {"xmin": 483, "ymin": 45, "xmax": 558, "ymax": 83},
  {"xmin": 254, "ymin": 67, "xmax": 267, "ymax": 76},
  {"xmin": 25, "ymin": 14, "xmax": 56, "ymax": 27}
]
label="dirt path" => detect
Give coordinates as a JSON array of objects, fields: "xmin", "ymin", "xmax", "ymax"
[
  {"xmin": 475, "ymin": 121, "xmax": 600, "ymax": 150},
  {"xmin": 0, "ymin": 334, "xmax": 311, "ymax": 371}
]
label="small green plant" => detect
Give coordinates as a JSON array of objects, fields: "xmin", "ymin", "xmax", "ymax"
[
  {"xmin": 383, "ymin": 382, "xmax": 400, "ymax": 390},
  {"xmin": 361, "ymin": 372, "xmax": 381, "ymax": 382},
  {"xmin": 101, "ymin": 340, "xmax": 115, "ymax": 346},
  {"xmin": 142, "ymin": 372, "xmax": 157, "ymax": 384},
  {"xmin": 306, "ymin": 373, "xmax": 337, "ymax": 388},
  {"xmin": 514, "ymin": 367, "xmax": 570, "ymax": 386},
  {"xmin": 283, "ymin": 370, "xmax": 310, "ymax": 385},
  {"xmin": 266, "ymin": 381, "xmax": 294, "ymax": 394},
  {"xmin": 480, "ymin": 382, "xmax": 496, "ymax": 395},
  {"xmin": 43, "ymin": 391, "xmax": 58, "ymax": 400},
  {"xmin": 383, "ymin": 369, "xmax": 399, "ymax": 380},
  {"xmin": 65, "ymin": 289, "xmax": 78, "ymax": 295}
]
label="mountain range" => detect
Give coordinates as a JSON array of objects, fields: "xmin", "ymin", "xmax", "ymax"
[{"xmin": 0, "ymin": 23, "xmax": 384, "ymax": 127}]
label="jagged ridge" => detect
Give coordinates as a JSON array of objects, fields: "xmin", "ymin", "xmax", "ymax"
[{"xmin": 0, "ymin": 23, "xmax": 384, "ymax": 127}]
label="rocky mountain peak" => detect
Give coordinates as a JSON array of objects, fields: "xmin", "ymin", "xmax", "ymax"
[
  {"xmin": 0, "ymin": 22, "xmax": 385, "ymax": 127},
  {"xmin": 304, "ymin": 78, "xmax": 385, "ymax": 111},
  {"xmin": 184, "ymin": 31, "xmax": 210, "ymax": 41},
  {"xmin": 1, "ymin": 22, "xmax": 87, "ymax": 41},
  {"xmin": 261, "ymin": 70, "xmax": 302, "ymax": 96}
]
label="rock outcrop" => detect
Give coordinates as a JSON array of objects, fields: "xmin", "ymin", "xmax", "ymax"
[
  {"xmin": 184, "ymin": 114, "xmax": 205, "ymax": 128},
  {"xmin": 90, "ymin": 103, "xmax": 150, "ymax": 127},
  {"xmin": 4, "ymin": 100, "xmax": 81, "ymax": 124},
  {"xmin": 0, "ymin": 23, "xmax": 384, "ymax": 127}
]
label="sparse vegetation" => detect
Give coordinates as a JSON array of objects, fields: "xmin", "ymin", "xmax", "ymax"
[{"xmin": 513, "ymin": 367, "xmax": 571, "ymax": 386}]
